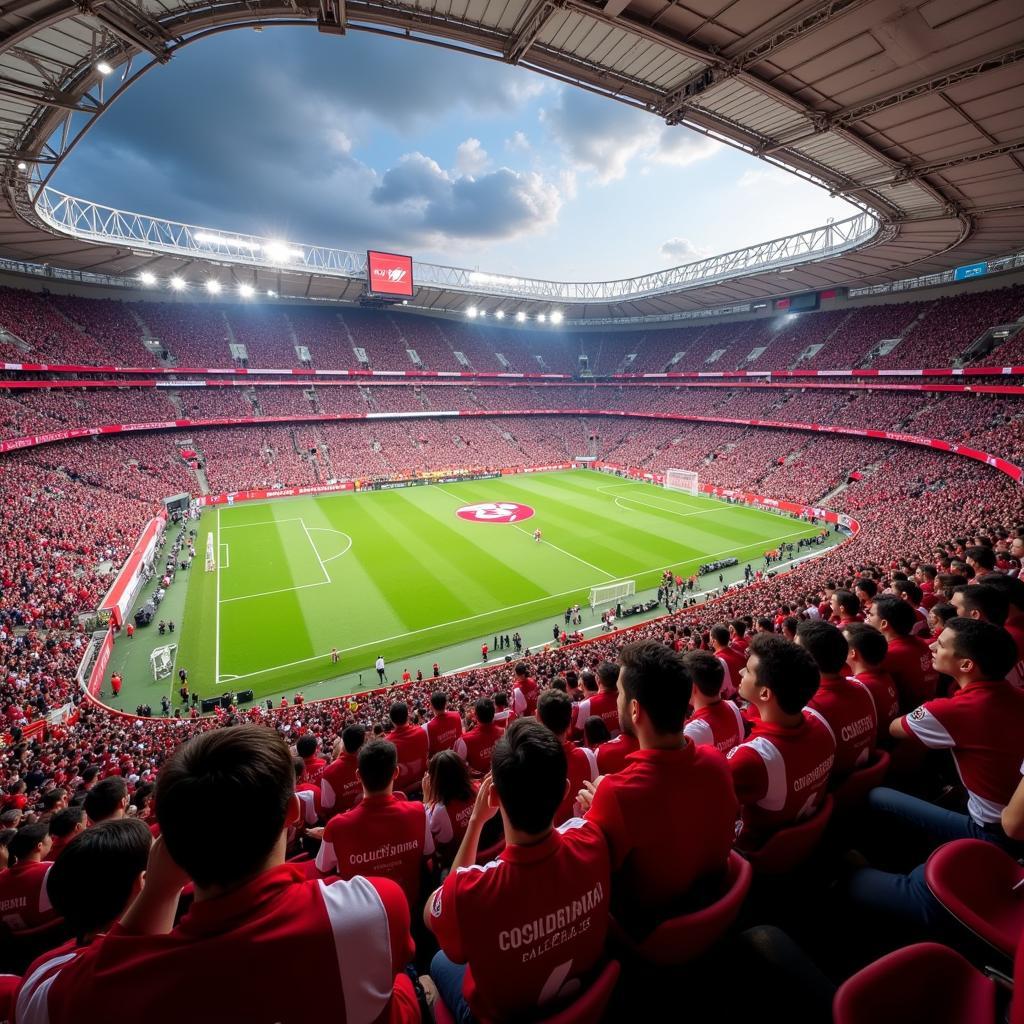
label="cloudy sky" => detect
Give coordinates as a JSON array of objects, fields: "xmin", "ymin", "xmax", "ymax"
[{"xmin": 55, "ymin": 28, "xmax": 859, "ymax": 281}]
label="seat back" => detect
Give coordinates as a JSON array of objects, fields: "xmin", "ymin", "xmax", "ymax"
[
  {"xmin": 833, "ymin": 942, "xmax": 996, "ymax": 1024},
  {"xmin": 744, "ymin": 796, "xmax": 833, "ymax": 875},
  {"xmin": 637, "ymin": 851, "xmax": 752, "ymax": 965},
  {"xmin": 832, "ymin": 751, "xmax": 891, "ymax": 810},
  {"xmin": 924, "ymin": 838, "xmax": 1024, "ymax": 958}
]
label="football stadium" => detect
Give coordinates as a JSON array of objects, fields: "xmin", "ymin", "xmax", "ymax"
[{"xmin": 0, "ymin": 0, "xmax": 1023, "ymax": 1020}]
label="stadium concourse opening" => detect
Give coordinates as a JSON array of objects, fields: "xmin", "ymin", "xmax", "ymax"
[{"xmin": 100, "ymin": 469, "xmax": 844, "ymax": 710}]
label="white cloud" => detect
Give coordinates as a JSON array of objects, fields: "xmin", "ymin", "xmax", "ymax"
[
  {"xmin": 506, "ymin": 130, "xmax": 532, "ymax": 153},
  {"xmin": 455, "ymin": 138, "xmax": 489, "ymax": 176},
  {"xmin": 659, "ymin": 237, "xmax": 706, "ymax": 264}
]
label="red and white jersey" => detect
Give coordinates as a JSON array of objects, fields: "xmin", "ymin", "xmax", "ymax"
[
  {"xmin": 453, "ymin": 723, "xmax": 503, "ymax": 776},
  {"xmin": 727, "ymin": 712, "xmax": 836, "ymax": 847},
  {"xmin": 854, "ymin": 669, "xmax": 901, "ymax": 745},
  {"xmin": 586, "ymin": 744, "xmax": 737, "ymax": 931},
  {"xmin": 900, "ymin": 679, "xmax": 1024, "ymax": 825},
  {"xmin": 512, "ymin": 678, "xmax": 539, "ymax": 718},
  {"xmin": 594, "ymin": 733, "xmax": 640, "ymax": 776},
  {"xmin": 320, "ymin": 753, "xmax": 361, "ymax": 815},
  {"xmin": 302, "ymin": 755, "xmax": 328, "ymax": 787},
  {"xmin": 885, "ymin": 635, "xmax": 939, "ymax": 712},
  {"xmin": 20, "ymin": 866, "xmax": 419, "ymax": 1024},
  {"xmin": 428, "ymin": 819, "xmax": 610, "ymax": 1023},
  {"xmin": 683, "ymin": 701, "xmax": 745, "ymax": 755},
  {"xmin": 571, "ymin": 690, "xmax": 620, "ymax": 738},
  {"xmin": 296, "ymin": 783, "xmax": 323, "ymax": 825},
  {"xmin": 387, "ymin": 724, "xmax": 429, "ymax": 794},
  {"xmin": 492, "ymin": 709, "xmax": 515, "ymax": 731},
  {"xmin": 714, "ymin": 648, "xmax": 746, "ymax": 700},
  {"xmin": 426, "ymin": 791, "xmax": 476, "ymax": 866},
  {"xmin": 316, "ymin": 793, "xmax": 434, "ymax": 904},
  {"xmin": 807, "ymin": 677, "xmax": 877, "ymax": 778},
  {"xmin": 0, "ymin": 861, "xmax": 57, "ymax": 933},
  {"xmin": 555, "ymin": 742, "xmax": 598, "ymax": 826},
  {"xmin": 424, "ymin": 711, "xmax": 463, "ymax": 756}
]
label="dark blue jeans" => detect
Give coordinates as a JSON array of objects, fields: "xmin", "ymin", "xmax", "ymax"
[
  {"xmin": 848, "ymin": 786, "xmax": 1012, "ymax": 932},
  {"xmin": 430, "ymin": 950, "xmax": 474, "ymax": 1024}
]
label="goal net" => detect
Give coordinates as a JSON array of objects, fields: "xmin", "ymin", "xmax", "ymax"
[
  {"xmin": 205, "ymin": 532, "xmax": 215, "ymax": 572},
  {"xmin": 589, "ymin": 580, "xmax": 635, "ymax": 610},
  {"xmin": 150, "ymin": 644, "xmax": 177, "ymax": 681},
  {"xmin": 665, "ymin": 469, "xmax": 699, "ymax": 495}
]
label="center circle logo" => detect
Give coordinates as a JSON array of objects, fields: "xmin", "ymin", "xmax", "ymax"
[{"xmin": 456, "ymin": 502, "xmax": 535, "ymax": 524}]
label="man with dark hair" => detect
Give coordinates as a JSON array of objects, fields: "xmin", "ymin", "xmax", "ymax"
[
  {"xmin": 571, "ymin": 661, "xmax": 620, "ymax": 738},
  {"xmin": 296, "ymin": 734, "xmax": 327, "ymax": 787},
  {"xmin": 951, "ymin": 584, "xmax": 1009, "ymax": 627},
  {"xmin": 26, "ymin": 726, "xmax": 419, "ymax": 1023},
  {"xmin": 710, "ymin": 624, "xmax": 744, "ymax": 699},
  {"xmin": 890, "ymin": 580, "xmax": 928, "ymax": 635},
  {"xmin": 0, "ymin": 823, "xmax": 57, "ymax": 933},
  {"xmin": 316, "ymin": 739, "xmax": 433, "ymax": 905},
  {"xmin": 424, "ymin": 692, "xmax": 463, "ymax": 756},
  {"xmin": 492, "ymin": 691, "xmax": 513, "ymax": 729},
  {"xmin": 843, "ymin": 624, "xmax": 899, "ymax": 745},
  {"xmin": 729, "ymin": 619, "xmax": 750, "ymax": 657},
  {"xmin": 966, "ymin": 545, "xmax": 997, "ymax": 575},
  {"xmin": 453, "ymin": 699, "xmax": 501, "ymax": 777},
  {"xmin": 537, "ymin": 690, "xmax": 597, "ymax": 825},
  {"xmin": 48, "ymin": 807, "xmax": 86, "ymax": 861},
  {"xmin": 388, "ymin": 701, "xmax": 429, "ymax": 794},
  {"xmin": 426, "ymin": 719, "xmax": 610, "ymax": 1023},
  {"xmin": 977, "ymin": 572, "xmax": 1024, "ymax": 687},
  {"xmin": 512, "ymin": 662, "xmax": 539, "ymax": 718},
  {"xmin": 798, "ymin": 621, "xmax": 877, "ymax": 780},
  {"xmin": 727, "ymin": 634, "xmax": 835, "ymax": 849},
  {"xmin": 683, "ymin": 650, "xmax": 744, "ymax": 755},
  {"xmin": 867, "ymin": 596, "xmax": 938, "ymax": 711},
  {"xmin": 854, "ymin": 577, "xmax": 878, "ymax": 611},
  {"xmin": 83, "ymin": 777, "xmax": 129, "ymax": 826},
  {"xmin": 319, "ymin": 724, "xmax": 365, "ymax": 816},
  {"xmin": 579, "ymin": 640, "xmax": 736, "ymax": 937},
  {"xmin": 849, "ymin": 618, "xmax": 1024, "ymax": 933}
]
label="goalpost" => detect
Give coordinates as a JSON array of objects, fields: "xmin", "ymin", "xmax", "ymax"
[
  {"xmin": 205, "ymin": 531, "xmax": 215, "ymax": 572},
  {"xmin": 589, "ymin": 580, "xmax": 636, "ymax": 611},
  {"xmin": 150, "ymin": 644, "xmax": 177, "ymax": 681},
  {"xmin": 664, "ymin": 469, "xmax": 699, "ymax": 495}
]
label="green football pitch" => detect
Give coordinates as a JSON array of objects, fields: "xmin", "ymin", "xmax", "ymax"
[{"xmin": 115, "ymin": 470, "xmax": 834, "ymax": 707}]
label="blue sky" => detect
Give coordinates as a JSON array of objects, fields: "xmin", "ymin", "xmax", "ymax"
[{"xmin": 55, "ymin": 27, "xmax": 859, "ymax": 281}]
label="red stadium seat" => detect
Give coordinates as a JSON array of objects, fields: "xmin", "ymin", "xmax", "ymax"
[
  {"xmin": 833, "ymin": 943, "xmax": 997, "ymax": 1024},
  {"xmin": 832, "ymin": 751, "xmax": 891, "ymax": 810},
  {"xmin": 433, "ymin": 959, "xmax": 620, "ymax": 1024},
  {"xmin": 632, "ymin": 850, "xmax": 752, "ymax": 965},
  {"xmin": 924, "ymin": 839, "xmax": 1024, "ymax": 958},
  {"xmin": 742, "ymin": 796, "xmax": 834, "ymax": 875}
]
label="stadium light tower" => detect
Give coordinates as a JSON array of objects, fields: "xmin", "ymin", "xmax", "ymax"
[
  {"xmin": 139, "ymin": 271, "xmax": 156, "ymax": 285},
  {"xmin": 239, "ymin": 284, "xmax": 255, "ymax": 298},
  {"xmin": 495, "ymin": 310, "xmax": 505, "ymax": 320},
  {"xmin": 515, "ymin": 311, "xmax": 526, "ymax": 323},
  {"xmin": 96, "ymin": 61, "xmax": 113, "ymax": 75},
  {"xmin": 467, "ymin": 307, "xmax": 478, "ymax": 319},
  {"xmin": 169, "ymin": 277, "xmax": 186, "ymax": 291},
  {"xmin": 537, "ymin": 313, "xmax": 547, "ymax": 323},
  {"xmin": 205, "ymin": 279, "xmax": 222, "ymax": 294},
  {"xmin": 550, "ymin": 311, "xmax": 563, "ymax": 325}
]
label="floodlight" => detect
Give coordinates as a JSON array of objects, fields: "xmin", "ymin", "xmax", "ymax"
[
  {"xmin": 205, "ymin": 279, "xmax": 222, "ymax": 294},
  {"xmin": 495, "ymin": 310, "xmax": 505, "ymax": 320},
  {"xmin": 537, "ymin": 314, "xmax": 547, "ymax": 323},
  {"xmin": 550, "ymin": 311, "xmax": 563, "ymax": 325},
  {"xmin": 139, "ymin": 271, "xmax": 156, "ymax": 285},
  {"xmin": 16, "ymin": 161, "xmax": 26, "ymax": 171},
  {"xmin": 467, "ymin": 307, "xmax": 478, "ymax": 318},
  {"xmin": 515, "ymin": 311, "xmax": 526, "ymax": 323},
  {"xmin": 169, "ymin": 277, "xmax": 186, "ymax": 291},
  {"xmin": 239, "ymin": 284, "xmax": 255, "ymax": 298},
  {"xmin": 96, "ymin": 61, "xmax": 114, "ymax": 76},
  {"xmin": 479, "ymin": 309, "xmax": 487, "ymax": 317},
  {"xmin": 266, "ymin": 289, "xmax": 277, "ymax": 297},
  {"xmin": 263, "ymin": 240, "xmax": 302, "ymax": 262}
]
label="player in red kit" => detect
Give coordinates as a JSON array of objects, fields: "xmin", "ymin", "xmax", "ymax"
[
  {"xmin": 424, "ymin": 691, "xmax": 463, "ymax": 756},
  {"xmin": 426, "ymin": 719, "xmax": 610, "ymax": 1023},
  {"xmin": 26, "ymin": 727, "xmax": 419, "ymax": 1024}
]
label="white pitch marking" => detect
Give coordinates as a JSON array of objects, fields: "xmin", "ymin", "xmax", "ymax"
[
  {"xmin": 220, "ymin": 517, "xmax": 303, "ymax": 529},
  {"xmin": 302, "ymin": 519, "xmax": 332, "ymax": 584}
]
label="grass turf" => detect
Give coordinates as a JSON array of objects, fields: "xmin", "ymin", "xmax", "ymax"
[{"xmin": 144, "ymin": 470, "xmax": 826, "ymax": 703}]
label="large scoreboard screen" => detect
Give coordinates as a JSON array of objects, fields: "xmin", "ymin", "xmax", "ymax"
[{"xmin": 366, "ymin": 250, "xmax": 414, "ymax": 298}]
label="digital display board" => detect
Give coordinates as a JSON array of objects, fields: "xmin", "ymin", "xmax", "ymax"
[{"xmin": 367, "ymin": 250, "xmax": 414, "ymax": 298}]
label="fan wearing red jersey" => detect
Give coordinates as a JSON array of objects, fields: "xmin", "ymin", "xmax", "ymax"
[
  {"xmin": 25, "ymin": 727, "xmax": 419, "ymax": 1024},
  {"xmin": 976, "ymin": 573, "xmax": 1024, "ymax": 687},
  {"xmin": 453, "ymin": 698, "xmax": 503, "ymax": 777},
  {"xmin": 426, "ymin": 719, "xmax": 611, "ymax": 1024},
  {"xmin": 579, "ymin": 641, "xmax": 738, "ymax": 939},
  {"xmin": 797, "ymin": 620, "xmax": 877, "ymax": 781},
  {"xmin": 316, "ymin": 740, "xmax": 433, "ymax": 906},
  {"xmin": 537, "ymin": 690, "xmax": 597, "ymax": 826},
  {"xmin": 387, "ymin": 701, "xmax": 429, "ymax": 795},
  {"xmin": 0, "ymin": 824, "xmax": 58, "ymax": 935},
  {"xmin": 727, "ymin": 634, "xmax": 836, "ymax": 850},
  {"xmin": 424, "ymin": 691, "xmax": 464, "ymax": 756},
  {"xmin": 729, "ymin": 619, "xmax": 751, "ymax": 658},
  {"xmin": 15, "ymin": 819, "xmax": 152, "ymax": 1022},
  {"xmin": 682, "ymin": 650, "xmax": 745, "ymax": 756},
  {"xmin": 594, "ymin": 730, "xmax": 640, "ymax": 775},
  {"xmin": 848, "ymin": 618, "xmax": 1024, "ymax": 935},
  {"xmin": 571, "ymin": 662, "xmax": 621, "ymax": 739},
  {"xmin": 47, "ymin": 807, "xmax": 86, "ymax": 863},
  {"xmin": 296, "ymin": 734, "xmax": 328, "ymax": 787},
  {"xmin": 512, "ymin": 662, "xmax": 539, "ymax": 718},
  {"xmin": 711, "ymin": 624, "xmax": 745, "ymax": 699},
  {"xmin": 320, "ymin": 724, "xmax": 366, "ymax": 817},
  {"xmin": 843, "ymin": 624, "xmax": 900, "ymax": 746},
  {"xmin": 866, "ymin": 597, "xmax": 938, "ymax": 712},
  {"xmin": 492, "ymin": 692, "xmax": 514, "ymax": 730}
]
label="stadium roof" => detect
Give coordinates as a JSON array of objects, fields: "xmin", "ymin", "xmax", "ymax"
[{"xmin": 0, "ymin": 0, "xmax": 1021, "ymax": 319}]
